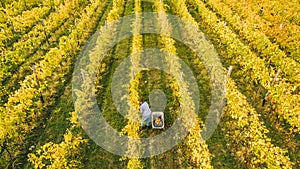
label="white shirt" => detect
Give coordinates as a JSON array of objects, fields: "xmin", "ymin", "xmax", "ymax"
[{"xmin": 140, "ymin": 102, "xmax": 151, "ymax": 118}]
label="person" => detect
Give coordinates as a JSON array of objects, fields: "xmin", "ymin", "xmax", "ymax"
[{"xmin": 140, "ymin": 98, "xmax": 151, "ymax": 129}]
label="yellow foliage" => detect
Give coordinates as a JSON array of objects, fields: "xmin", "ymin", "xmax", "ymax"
[{"xmin": 28, "ymin": 129, "xmax": 87, "ymax": 169}]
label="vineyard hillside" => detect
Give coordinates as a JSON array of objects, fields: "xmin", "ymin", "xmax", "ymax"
[{"xmin": 0, "ymin": 0, "xmax": 299, "ymax": 168}]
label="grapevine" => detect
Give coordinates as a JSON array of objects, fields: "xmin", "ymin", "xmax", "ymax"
[
  {"xmin": 171, "ymin": 0, "xmax": 294, "ymax": 167},
  {"xmin": 0, "ymin": 0, "xmax": 108, "ymax": 166},
  {"xmin": 187, "ymin": 0, "xmax": 300, "ymax": 133},
  {"xmin": 154, "ymin": 0, "xmax": 213, "ymax": 168},
  {"xmin": 0, "ymin": 0, "xmax": 299, "ymax": 168}
]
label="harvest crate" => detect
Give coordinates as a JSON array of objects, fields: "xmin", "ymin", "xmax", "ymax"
[{"xmin": 151, "ymin": 112, "xmax": 164, "ymax": 129}]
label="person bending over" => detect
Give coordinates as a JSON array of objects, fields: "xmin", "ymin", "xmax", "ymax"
[{"xmin": 140, "ymin": 98, "xmax": 151, "ymax": 129}]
